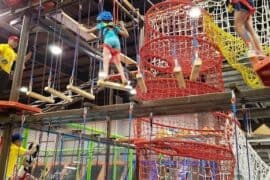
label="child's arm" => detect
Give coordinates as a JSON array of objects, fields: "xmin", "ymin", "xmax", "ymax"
[
  {"xmin": 117, "ymin": 21, "xmax": 129, "ymax": 38},
  {"xmin": 85, "ymin": 26, "xmax": 98, "ymax": 34}
]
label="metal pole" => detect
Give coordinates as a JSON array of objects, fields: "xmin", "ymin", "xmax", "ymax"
[
  {"xmin": 0, "ymin": 123, "xmax": 13, "ymax": 179},
  {"xmin": 104, "ymin": 116, "xmax": 112, "ymax": 180},
  {"xmin": 9, "ymin": 15, "xmax": 31, "ymax": 101}
]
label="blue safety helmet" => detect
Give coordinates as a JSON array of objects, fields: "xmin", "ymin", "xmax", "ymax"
[
  {"xmin": 11, "ymin": 133, "xmax": 23, "ymax": 142},
  {"xmin": 96, "ymin": 11, "xmax": 113, "ymax": 21}
]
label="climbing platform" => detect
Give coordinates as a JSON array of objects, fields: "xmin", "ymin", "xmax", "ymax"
[
  {"xmin": 251, "ymin": 56, "xmax": 270, "ymax": 86},
  {"xmin": 0, "ymin": 101, "xmax": 41, "ymax": 114}
]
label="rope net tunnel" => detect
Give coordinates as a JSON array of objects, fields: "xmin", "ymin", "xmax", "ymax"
[
  {"xmin": 133, "ymin": 113, "xmax": 235, "ymax": 180},
  {"xmin": 137, "ymin": 0, "xmax": 224, "ymax": 101}
]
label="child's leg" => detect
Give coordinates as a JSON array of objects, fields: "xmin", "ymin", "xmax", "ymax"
[
  {"xmin": 102, "ymin": 47, "xmax": 112, "ymax": 79},
  {"xmin": 234, "ymin": 10, "xmax": 251, "ymax": 45},
  {"xmin": 113, "ymin": 53, "xmax": 128, "ymax": 84},
  {"xmin": 245, "ymin": 15, "xmax": 264, "ymax": 55}
]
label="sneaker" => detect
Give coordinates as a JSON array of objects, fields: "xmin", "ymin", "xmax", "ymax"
[
  {"xmin": 98, "ymin": 71, "xmax": 107, "ymax": 80},
  {"xmin": 247, "ymin": 49, "xmax": 257, "ymax": 58}
]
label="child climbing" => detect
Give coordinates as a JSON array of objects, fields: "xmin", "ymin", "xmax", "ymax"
[
  {"xmin": 87, "ymin": 11, "xmax": 129, "ymax": 84},
  {"xmin": 231, "ymin": 0, "xmax": 265, "ymax": 57},
  {"xmin": 17, "ymin": 143, "xmax": 40, "ymax": 180},
  {"xmin": 6, "ymin": 133, "xmax": 38, "ymax": 179}
]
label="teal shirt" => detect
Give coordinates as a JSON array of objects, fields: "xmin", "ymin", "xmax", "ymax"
[{"xmin": 96, "ymin": 22, "xmax": 121, "ymax": 49}]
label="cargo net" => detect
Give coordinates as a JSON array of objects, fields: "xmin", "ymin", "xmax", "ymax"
[
  {"xmin": 231, "ymin": 125, "xmax": 270, "ymax": 179},
  {"xmin": 196, "ymin": 0, "xmax": 270, "ymax": 88},
  {"xmin": 137, "ymin": 0, "xmax": 224, "ymax": 101},
  {"xmin": 134, "ymin": 112, "xmax": 235, "ymax": 179},
  {"xmin": 137, "ymin": 150, "xmax": 235, "ymax": 180}
]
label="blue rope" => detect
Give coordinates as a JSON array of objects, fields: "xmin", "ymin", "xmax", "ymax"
[
  {"xmin": 70, "ymin": 0, "xmax": 82, "ymax": 85},
  {"xmin": 29, "ymin": 0, "xmax": 42, "ymax": 91},
  {"xmin": 125, "ymin": 102, "xmax": 134, "ymax": 180},
  {"xmin": 57, "ymin": 135, "xmax": 64, "ymax": 179}
]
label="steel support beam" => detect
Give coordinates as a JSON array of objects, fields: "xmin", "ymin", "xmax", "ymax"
[
  {"xmin": 38, "ymin": 18, "xmax": 103, "ymax": 61},
  {"xmin": 0, "ymin": 123, "xmax": 13, "ymax": 179},
  {"xmin": 4, "ymin": 87, "xmax": 268, "ymax": 125},
  {"xmin": 9, "ymin": 15, "xmax": 30, "ymax": 101}
]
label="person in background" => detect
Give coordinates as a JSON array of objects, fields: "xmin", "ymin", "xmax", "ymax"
[
  {"xmin": 18, "ymin": 142, "xmax": 40, "ymax": 180},
  {"xmin": 231, "ymin": 0, "xmax": 265, "ymax": 58},
  {"xmin": 86, "ymin": 11, "xmax": 129, "ymax": 85},
  {"xmin": 6, "ymin": 133, "xmax": 37, "ymax": 179},
  {"xmin": 0, "ymin": 36, "xmax": 32, "ymax": 95}
]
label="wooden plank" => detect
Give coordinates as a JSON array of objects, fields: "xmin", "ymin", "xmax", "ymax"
[
  {"xmin": 97, "ymin": 80, "xmax": 133, "ymax": 92},
  {"xmin": 66, "ymin": 84, "xmax": 95, "ymax": 100},
  {"xmin": 190, "ymin": 58, "xmax": 202, "ymax": 81},
  {"xmin": 174, "ymin": 66, "xmax": 186, "ymax": 88}
]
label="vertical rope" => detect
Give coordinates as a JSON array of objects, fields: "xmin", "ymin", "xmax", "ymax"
[
  {"xmin": 86, "ymin": 141, "xmax": 95, "ymax": 180},
  {"xmin": 70, "ymin": 0, "xmax": 82, "ymax": 86},
  {"xmin": 113, "ymin": 146, "xmax": 119, "ymax": 180},
  {"xmin": 231, "ymin": 90, "xmax": 240, "ymax": 179},
  {"xmin": 125, "ymin": 102, "xmax": 134, "ymax": 180},
  {"xmin": 243, "ymin": 105, "xmax": 251, "ymax": 180},
  {"xmin": 57, "ymin": 135, "xmax": 64, "ymax": 180}
]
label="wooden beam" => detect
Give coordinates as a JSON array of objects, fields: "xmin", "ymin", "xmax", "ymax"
[
  {"xmin": 44, "ymin": 87, "xmax": 73, "ymax": 102},
  {"xmin": 97, "ymin": 80, "xmax": 133, "ymax": 92},
  {"xmin": 66, "ymin": 84, "xmax": 95, "ymax": 100},
  {"xmin": 26, "ymin": 91, "xmax": 55, "ymax": 103}
]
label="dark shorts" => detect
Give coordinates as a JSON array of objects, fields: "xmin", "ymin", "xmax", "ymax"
[
  {"xmin": 233, "ymin": 0, "xmax": 254, "ymax": 12},
  {"xmin": 0, "ymin": 69, "xmax": 10, "ymax": 94}
]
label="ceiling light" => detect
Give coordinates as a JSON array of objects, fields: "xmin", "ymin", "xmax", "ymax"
[
  {"xmin": 49, "ymin": 44, "xmax": 62, "ymax": 55},
  {"xmin": 65, "ymin": 166, "xmax": 77, "ymax": 170},
  {"xmin": 9, "ymin": 19, "xmax": 19, "ymax": 26},
  {"xmin": 20, "ymin": 86, "xmax": 28, "ymax": 93},
  {"xmin": 189, "ymin": 6, "xmax": 201, "ymax": 19},
  {"xmin": 130, "ymin": 89, "xmax": 137, "ymax": 95}
]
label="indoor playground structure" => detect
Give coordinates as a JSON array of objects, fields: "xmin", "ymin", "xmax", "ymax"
[{"xmin": 0, "ymin": 0, "xmax": 270, "ymax": 180}]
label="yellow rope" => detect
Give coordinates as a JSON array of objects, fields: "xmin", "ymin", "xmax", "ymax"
[{"xmin": 203, "ymin": 15, "xmax": 264, "ymax": 88}]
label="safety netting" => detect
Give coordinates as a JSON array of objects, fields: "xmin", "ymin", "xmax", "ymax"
[
  {"xmin": 133, "ymin": 112, "xmax": 235, "ymax": 179},
  {"xmin": 137, "ymin": 0, "xmax": 224, "ymax": 101}
]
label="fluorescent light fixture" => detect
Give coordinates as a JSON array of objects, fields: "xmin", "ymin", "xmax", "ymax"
[
  {"xmin": 49, "ymin": 44, "xmax": 62, "ymax": 55},
  {"xmin": 20, "ymin": 86, "xmax": 28, "ymax": 93},
  {"xmin": 65, "ymin": 166, "xmax": 77, "ymax": 170},
  {"xmin": 9, "ymin": 19, "xmax": 19, "ymax": 26},
  {"xmin": 189, "ymin": 6, "xmax": 201, "ymax": 19}
]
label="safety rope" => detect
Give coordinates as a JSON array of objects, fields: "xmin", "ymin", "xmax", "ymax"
[
  {"xmin": 69, "ymin": 0, "xmax": 82, "ymax": 86},
  {"xmin": 56, "ymin": 134, "xmax": 64, "ymax": 179},
  {"xmin": 113, "ymin": 146, "xmax": 119, "ymax": 180},
  {"xmin": 86, "ymin": 141, "xmax": 95, "ymax": 180},
  {"xmin": 125, "ymin": 102, "xmax": 134, "ymax": 180},
  {"xmin": 75, "ymin": 107, "xmax": 87, "ymax": 180},
  {"xmin": 42, "ymin": 121, "xmax": 52, "ymax": 180}
]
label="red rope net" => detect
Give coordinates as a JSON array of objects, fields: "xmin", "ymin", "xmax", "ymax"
[
  {"xmin": 134, "ymin": 112, "xmax": 235, "ymax": 179},
  {"xmin": 134, "ymin": 0, "xmax": 235, "ymax": 179},
  {"xmin": 137, "ymin": 0, "xmax": 224, "ymax": 101},
  {"xmin": 137, "ymin": 149, "xmax": 235, "ymax": 180}
]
